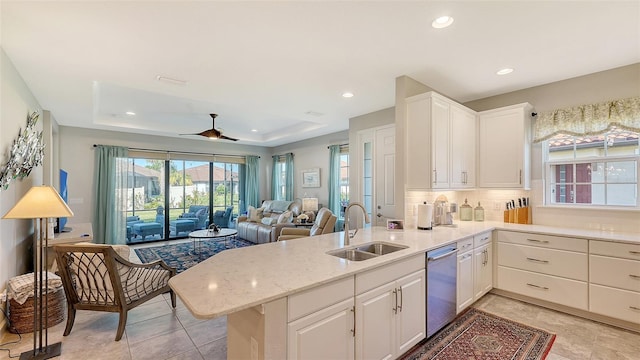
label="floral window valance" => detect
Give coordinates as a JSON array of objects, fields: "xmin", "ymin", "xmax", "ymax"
[{"xmin": 532, "ymin": 96, "xmax": 640, "ymax": 143}]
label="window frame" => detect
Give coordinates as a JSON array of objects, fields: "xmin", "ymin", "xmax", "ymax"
[{"xmin": 542, "ymin": 132, "xmax": 640, "ymax": 209}]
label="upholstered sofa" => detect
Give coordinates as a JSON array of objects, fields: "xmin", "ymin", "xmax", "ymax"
[
  {"xmin": 236, "ymin": 200, "xmax": 301, "ymax": 244},
  {"xmin": 178, "ymin": 205, "xmax": 209, "ymax": 229}
]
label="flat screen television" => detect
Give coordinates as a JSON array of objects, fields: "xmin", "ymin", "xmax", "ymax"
[{"xmin": 56, "ymin": 169, "xmax": 70, "ymax": 232}]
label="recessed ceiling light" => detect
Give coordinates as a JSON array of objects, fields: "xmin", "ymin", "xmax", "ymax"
[
  {"xmin": 342, "ymin": 92, "xmax": 354, "ymax": 98},
  {"xmin": 251, "ymin": 129, "xmax": 258, "ymax": 132},
  {"xmin": 496, "ymin": 68, "xmax": 514, "ymax": 75},
  {"xmin": 125, "ymin": 111, "xmax": 136, "ymax": 116},
  {"xmin": 432, "ymin": 16, "xmax": 454, "ymax": 29}
]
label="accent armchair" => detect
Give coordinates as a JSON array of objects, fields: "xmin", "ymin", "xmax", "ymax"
[
  {"xmin": 278, "ymin": 208, "xmax": 337, "ymax": 241},
  {"xmin": 54, "ymin": 244, "xmax": 176, "ymax": 341},
  {"xmin": 212, "ymin": 206, "xmax": 233, "ymax": 228}
]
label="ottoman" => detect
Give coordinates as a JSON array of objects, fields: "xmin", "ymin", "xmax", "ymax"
[
  {"xmin": 170, "ymin": 219, "xmax": 196, "ymax": 236},
  {"xmin": 132, "ymin": 222, "xmax": 163, "ymax": 240}
]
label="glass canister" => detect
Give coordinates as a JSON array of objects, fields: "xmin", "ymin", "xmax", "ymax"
[
  {"xmin": 474, "ymin": 202, "xmax": 485, "ymax": 221},
  {"xmin": 459, "ymin": 198, "xmax": 473, "ymax": 221}
]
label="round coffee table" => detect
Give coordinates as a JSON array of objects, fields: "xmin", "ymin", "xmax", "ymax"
[{"xmin": 188, "ymin": 228, "xmax": 238, "ymax": 258}]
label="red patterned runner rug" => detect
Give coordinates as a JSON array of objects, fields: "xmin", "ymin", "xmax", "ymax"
[{"xmin": 400, "ymin": 308, "xmax": 555, "ymax": 360}]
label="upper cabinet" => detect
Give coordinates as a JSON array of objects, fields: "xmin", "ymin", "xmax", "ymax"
[
  {"xmin": 478, "ymin": 103, "xmax": 533, "ymax": 189},
  {"xmin": 406, "ymin": 92, "xmax": 477, "ymax": 190}
]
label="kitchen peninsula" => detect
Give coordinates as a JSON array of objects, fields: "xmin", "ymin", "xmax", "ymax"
[{"xmin": 168, "ymin": 222, "xmax": 640, "ymax": 359}]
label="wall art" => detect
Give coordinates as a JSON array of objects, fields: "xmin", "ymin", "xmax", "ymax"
[{"xmin": 0, "ymin": 111, "xmax": 44, "ymax": 190}]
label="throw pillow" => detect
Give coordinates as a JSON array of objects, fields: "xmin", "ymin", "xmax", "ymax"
[
  {"xmin": 261, "ymin": 217, "xmax": 277, "ymax": 226},
  {"xmin": 277, "ymin": 210, "xmax": 292, "ymax": 224},
  {"xmin": 248, "ymin": 206, "xmax": 264, "ymax": 222}
]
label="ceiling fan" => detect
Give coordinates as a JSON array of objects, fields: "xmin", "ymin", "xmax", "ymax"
[{"xmin": 181, "ymin": 114, "xmax": 238, "ymax": 141}]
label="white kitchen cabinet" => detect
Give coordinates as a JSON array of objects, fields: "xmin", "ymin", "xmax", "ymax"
[
  {"xmin": 288, "ymin": 277, "xmax": 355, "ymax": 360},
  {"xmin": 496, "ymin": 230, "xmax": 589, "ymax": 310},
  {"xmin": 457, "ymin": 249, "xmax": 474, "ymax": 313},
  {"xmin": 473, "ymin": 232, "xmax": 493, "ymax": 301},
  {"xmin": 406, "ymin": 91, "xmax": 476, "ymax": 190},
  {"xmin": 355, "ymin": 269, "xmax": 425, "ymax": 360},
  {"xmin": 450, "ymin": 105, "xmax": 477, "ymax": 188},
  {"xmin": 478, "ymin": 103, "xmax": 533, "ymax": 189},
  {"xmin": 288, "ymin": 298, "xmax": 355, "ymax": 360},
  {"xmin": 589, "ymin": 240, "xmax": 640, "ymax": 324}
]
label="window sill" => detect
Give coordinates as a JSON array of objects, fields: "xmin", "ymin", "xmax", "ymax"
[{"xmin": 537, "ymin": 204, "xmax": 640, "ymax": 212}]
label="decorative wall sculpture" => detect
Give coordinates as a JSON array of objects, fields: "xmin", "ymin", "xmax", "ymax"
[{"xmin": 0, "ymin": 111, "xmax": 45, "ymax": 190}]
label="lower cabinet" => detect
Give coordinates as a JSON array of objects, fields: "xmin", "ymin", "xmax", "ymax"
[
  {"xmin": 457, "ymin": 248, "xmax": 474, "ymax": 313},
  {"xmin": 473, "ymin": 242, "xmax": 492, "ymax": 300},
  {"xmin": 355, "ymin": 269, "xmax": 426, "ymax": 360},
  {"xmin": 288, "ymin": 298, "xmax": 355, "ymax": 360}
]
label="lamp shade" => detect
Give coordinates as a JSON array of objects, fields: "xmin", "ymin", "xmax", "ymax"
[
  {"xmin": 302, "ymin": 197, "xmax": 319, "ymax": 212},
  {"xmin": 3, "ymin": 185, "xmax": 74, "ymax": 219}
]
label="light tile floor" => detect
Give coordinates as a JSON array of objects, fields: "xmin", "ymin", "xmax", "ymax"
[{"xmin": 2, "ymin": 293, "xmax": 639, "ymax": 359}]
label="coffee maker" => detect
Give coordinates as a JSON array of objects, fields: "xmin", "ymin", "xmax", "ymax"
[{"xmin": 433, "ymin": 195, "xmax": 457, "ymax": 226}]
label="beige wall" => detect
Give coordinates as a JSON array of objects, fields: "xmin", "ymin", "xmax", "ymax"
[
  {"xmin": 272, "ymin": 130, "xmax": 348, "ymax": 207},
  {"xmin": 0, "ymin": 48, "xmax": 44, "ymax": 320}
]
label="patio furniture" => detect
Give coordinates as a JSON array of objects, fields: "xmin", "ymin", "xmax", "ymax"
[
  {"xmin": 132, "ymin": 222, "xmax": 163, "ymax": 240},
  {"xmin": 179, "ymin": 205, "xmax": 209, "ymax": 229},
  {"xmin": 212, "ymin": 206, "xmax": 233, "ymax": 228},
  {"xmin": 54, "ymin": 244, "xmax": 176, "ymax": 341},
  {"xmin": 126, "ymin": 216, "xmax": 143, "ymax": 241},
  {"xmin": 170, "ymin": 219, "xmax": 196, "ymax": 236}
]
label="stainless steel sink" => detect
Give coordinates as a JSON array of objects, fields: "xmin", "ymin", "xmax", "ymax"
[
  {"xmin": 356, "ymin": 242, "xmax": 408, "ymax": 255},
  {"xmin": 327, "ymin": 241, "xmax": 408, "ymax": 261},
  {"xmin": 328, "ymin": 249, "xmax": 378, "ymax": 261}
]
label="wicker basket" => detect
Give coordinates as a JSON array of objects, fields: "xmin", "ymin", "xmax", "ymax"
[{"xmin": 8, "ymin": 287, "xmax": 66, "ymax": 334}]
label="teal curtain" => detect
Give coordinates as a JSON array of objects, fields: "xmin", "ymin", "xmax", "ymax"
[
  {"xmin": 328, "ymin": 145, "xmax": 341, "ymax": 215},
  {"xmin": 284, "ymin": 153, "xmax": 294, "ymax": 201},
  {"xmin": 93, "ymin": 145, "xmax": 128, "ymax": 245},
  {"xmin": 244, "ymin": 155, "xmax": 260, "ymax": 209},
  {"xmin": 271, "ymin": 155, "xmax": 279, "ymax": 200}
]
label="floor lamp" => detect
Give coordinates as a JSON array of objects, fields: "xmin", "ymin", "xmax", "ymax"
[{"xmin": 3, "ymin": 185, "xmax": 74, "ymax": 360}]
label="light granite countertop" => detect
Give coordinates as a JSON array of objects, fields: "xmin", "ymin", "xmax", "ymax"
[{"xmin": 168, "ymin": 221, "xmax": 639, "ymax": 320}]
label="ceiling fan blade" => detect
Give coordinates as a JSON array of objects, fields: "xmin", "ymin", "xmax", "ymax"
[{"xmin": 219, "ymin": 134, "xmax": 239, "ymax": 141}]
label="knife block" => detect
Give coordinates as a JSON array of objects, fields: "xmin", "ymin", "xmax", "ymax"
[{"xmin": 517, "ymin": 208, "xmax": 528, "ymax": 224}]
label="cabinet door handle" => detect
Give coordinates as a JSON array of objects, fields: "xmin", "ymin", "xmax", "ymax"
[
  {"xmin": 350, "ymin": 306, "xmax": 355, "ymax": 337},
  {"xmin": 630, "ymin": 251, "xmax": 640, "ymax": 255},
  {"xmin": 519, "ymin": 169, "xmax": 522, "ymax": 185},
  {"xmin": 526, "ymin": 257, "xmax": 549, "ymax": 264},
  {"xmin": 484, "ymin": 249, "xmax": 488, "ymax": 266},
  {"xmin": 398, "ymin": 287, "xmax": 403, "ymax": 312},
  {"xmin": 392, "ymin": 289, "xmax": 398, "ymax": 314},
  {"xmin": 629, "ymin": 274, "xmax": 640, "ymax": 279},
  {"xmin": 433, "ymin": 170, "xmax": 437, "ymax": 184},
  {"xmin": 527, "ymin": 238, "xmax": 550, "ymax": 244},
  {"xmin": 630, "ymin": 306, "xmax": 640, "ymax": 311},
  {"xmin": 526, "ymin": 283, "xmax": 549, "ymax": 290}
]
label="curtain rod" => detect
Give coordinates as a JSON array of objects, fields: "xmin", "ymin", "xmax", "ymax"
[
  {"xmin": 92, "ymin": 144, "xmax": 260, "ymax": 158},
  {"xmin": 327, "ymin": 143, "xmax": 348, "ymax": 149}
]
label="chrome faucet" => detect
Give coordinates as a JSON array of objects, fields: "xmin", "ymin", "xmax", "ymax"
[{"xmin": 343, "ymin": 202, "xmax": 371, "ymax": 245}]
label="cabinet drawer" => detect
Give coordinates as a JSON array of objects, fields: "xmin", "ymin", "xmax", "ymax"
[
  {"xmin": 497, "ymin": 266, "xmax": 588, "ymax": 310},
  {"xmin": 498, "ymin": 243, "xmax": 587, "ymax": 281},
  {"xmin": 589, "ymin": 255, "xmax": 640, "ymax": 292},
  {"xmin": 289, "ymin": 276, "xmax": 354, "ymax": 322},
  {"xmin": 474, "ymin": 232, "xmax": 492, "ymax": 248},
  {"xmin": 498, "ymin": 231, "xmax": 587, "ymax": 252},
  {"xmin": 590, "ymin": 240, "xmax": 640, "ymax": 261},
  {"xmin": 590, "ymin": 284, "xmax": 640, "ymax": 324},
  {"xmin": 458, "ymin": 237, "xmax": 474, "ymax": 253},
  {"xmin": 356, "ymin": 254, "xmax": 424, "ymax": 295}
]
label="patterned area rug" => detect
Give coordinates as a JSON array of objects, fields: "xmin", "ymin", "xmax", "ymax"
[
  {"xmin": 401, "ymin": 308, "xmax": 555, "ymax": 360},
  {"xmin": 135, "ymin": 238, "xmax": 254, "ymax": 273}
]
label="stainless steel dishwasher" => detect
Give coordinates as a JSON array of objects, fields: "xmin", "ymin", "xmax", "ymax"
[{"xmin": 426, "ymin": 244, "xmax": 458, "ymax": 337}]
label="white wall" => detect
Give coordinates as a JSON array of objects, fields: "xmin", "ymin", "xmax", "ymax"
[
  {"xmin": 58, "ymin": 126, "xmax": 273, "ymax": 223},
  {"xmin": 0, "ymin": 48, "xmax": 44, "ymax": 314},
  {"xmin": 272, "ymin": 130, "xmax": 348, "ymax": 207}
]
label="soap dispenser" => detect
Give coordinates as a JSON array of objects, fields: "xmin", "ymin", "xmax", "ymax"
[
  {"xmin": 460, "ymin": 199, "xmax": 472, "ymax": 221},
  {"xmin": 474, "ymin": 202, "xmax": 485, "ymax": 221}
]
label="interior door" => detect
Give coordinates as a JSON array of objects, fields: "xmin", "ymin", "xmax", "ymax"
[{"xmin": 375, "ymin": 125, "xmax": 396, "ymax": 226}]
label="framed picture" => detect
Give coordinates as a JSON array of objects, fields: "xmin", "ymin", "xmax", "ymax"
[
  {"xmin": 386, "ymin": 219, "xmax": 404, "ymax": 231},
  {"xmin": 301, "ymin": 168, "xmax": 320, "ymax": 188}
]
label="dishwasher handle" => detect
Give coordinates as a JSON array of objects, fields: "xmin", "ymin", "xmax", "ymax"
[{"xmin": 427, "ymin": 248, "xmax": 458, "ymax": 262}]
